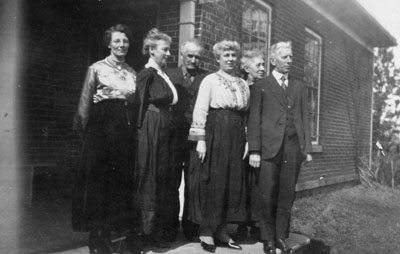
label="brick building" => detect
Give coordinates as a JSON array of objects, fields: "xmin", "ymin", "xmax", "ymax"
[{"xmin": 21, "ymin": 0, "xmax": 396, "ymax": 198}]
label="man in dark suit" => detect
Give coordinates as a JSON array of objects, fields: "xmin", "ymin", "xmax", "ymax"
[
  {"xmin": 247, "ymin": 41, "xmax": 313, "ymax": 254},
  {"xmin": 164, "ymin": 38, "xmax": 207, "ymax": 242}
]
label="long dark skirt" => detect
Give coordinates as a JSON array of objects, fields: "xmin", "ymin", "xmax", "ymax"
[
  {"xmin": 72, "ymin": 100, "xmax": 137, "ymax": 232},
  {"xmin": 135, "ymin": 106, "xmax": 174, "ymax": 235},
  {"xmin": 188, "ymin": 108, "xmax": 247, "ymax": 230}
]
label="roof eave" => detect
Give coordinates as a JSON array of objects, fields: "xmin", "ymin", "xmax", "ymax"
[{"xmin": 302, "ymin": 0, "xmax": 397, "ymax": 50}]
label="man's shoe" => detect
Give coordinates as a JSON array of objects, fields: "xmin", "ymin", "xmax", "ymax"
[
  {"xmin": 276, "ymin": 238, "xmax": 293, "ymax": 253},
  {"xmin": 263, "ymin": 240, "xmax": 276, "ymax": 254}
]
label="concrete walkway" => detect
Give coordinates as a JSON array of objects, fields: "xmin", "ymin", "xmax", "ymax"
[
  {"xmin": 53, "ymin": 232, "xmax": 311, "ymax": 254},
  {"xmin": 52, "ymin": 232, "xmax": 314, "ymax": 254},
  {"xmin": 53, "ymin": 240, "xmax": 271, "ymax": 254}
]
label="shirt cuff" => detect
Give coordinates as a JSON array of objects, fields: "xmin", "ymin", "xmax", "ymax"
[{"xmin": 188, "ymin": 128, "xmax": 205, "ymax": 141}]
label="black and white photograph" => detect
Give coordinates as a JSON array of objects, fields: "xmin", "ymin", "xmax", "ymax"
[{"xmin": 1, "ymin": 0, "xmax": 400, "ymax": 253}]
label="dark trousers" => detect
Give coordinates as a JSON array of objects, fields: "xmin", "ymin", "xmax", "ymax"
[{"xmin": 253, "ymin": 134, "xmax": 304, "ymax": 241}]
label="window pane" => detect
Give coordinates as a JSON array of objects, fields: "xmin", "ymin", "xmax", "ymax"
[
  {"xmin": 304, "ymin": 29, "xmax": 322, "ymax": 143},
  {"xmin": 242, "ymin": 34, "xmax": 252, "ymax": 51},
  {"xmin": 242, "ymin": 1, "xmax": 271, "ymax": 72},
  {"xmin": 304, "ymin": 62, "xmax": 313, "ymax": 86},
  {"xmin": 313, "ymin": 40, "xmax": 320, "ymax": 63},
  {"xmin": 243, "ymin": 9, "xmax": 252, "ymax": 33},
  {"xmin": 311, "ymin": 113, "xmax": 318, "ymax": 139}
]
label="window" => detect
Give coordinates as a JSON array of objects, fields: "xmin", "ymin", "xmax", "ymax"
[
  {"xmin": 304, "ymin": 28, "xmax": 322, "ymax": 144},
  {"xmin": 242, "ymin": 0, "xmax": 272, "ymax": 73}
]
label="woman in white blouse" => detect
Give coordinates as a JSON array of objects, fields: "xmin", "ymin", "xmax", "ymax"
[
  {"xmin": 72, "ymin": 24, "xmax": 140, "ymax": 254},
  {"xmin": 188, "ymin": 40, "xmax": 250, "ymax": 253}
]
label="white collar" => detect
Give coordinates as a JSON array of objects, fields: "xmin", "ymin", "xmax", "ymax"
[
  {"xmin": 145, "ymin": 58, "xmax": 163, "ymax": 73},
  {"xmin": 272, "ymin": 69, "xmax": 288, "ymax": 83},
  {"xmin": 145, "ymin": 58, "xmax": 178, "ymax": 105}
]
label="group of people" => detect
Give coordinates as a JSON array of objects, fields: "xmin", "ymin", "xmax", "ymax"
[{"xmin": 71, "ymin": 23, "xmax": 313, "ymax": 254}]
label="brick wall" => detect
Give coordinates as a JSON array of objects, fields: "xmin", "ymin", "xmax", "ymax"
[
  {"xmin": 159, "ymin": 0, "xmax": 180, "ymax": 67},
  {"xmin": 22, "ymin": 1, "xmax": 89, "ymax": 168},
  {"xmin": 297, "ymin": 0, "xmax": 372, "ymax": 185},
  {"xmin": 190, "ymin": 0, "xmax": 373, "ymax": 188},
  {"xmin": 22, "ymin": 0, "xmax": 159, "ymax": 194},
  {"xmin": 21, "ymin": 1, "xmax": 90, "ymax": 195},
  {"xmin": 23, "ymin": 0, "xmax": 374, "ymax": 192},
  {"xmin": 195, "ymin": 0, "xmax": 243, "ymax": 71}
]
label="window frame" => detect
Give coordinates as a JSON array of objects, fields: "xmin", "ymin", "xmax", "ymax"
[
  {"xmin": 241, "ymin": 0, "xmax": 272, "ymax": 75},
  {"xmin": 304, "ymin": 27, "xmax": 323, "ymax": 145}
]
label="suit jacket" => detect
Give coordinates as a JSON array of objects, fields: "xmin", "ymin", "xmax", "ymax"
[
  {"xmin": 166, "ymin": 66, "xmax": 207, "ymax": 129},
  {"xmin": 247, "ymin": 74, "xmax": 312, "ymax": 160}
]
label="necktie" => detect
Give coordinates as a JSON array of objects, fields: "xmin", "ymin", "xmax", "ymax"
[{"xmin": 280, "ymin": 76, "xmax": 287, "ymax": 92}]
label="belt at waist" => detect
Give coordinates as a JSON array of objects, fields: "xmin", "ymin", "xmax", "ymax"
[
  {"xmin": 95, "ymin": 98, "xmax": 128, "ymax": 105},
  {"xmin": 209, "ymin": 107, "xmax": 246, "ymax": 116}
]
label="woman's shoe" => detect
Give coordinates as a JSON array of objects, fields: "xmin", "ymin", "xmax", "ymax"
[
  {"xmin": 215, "ymin": 238, "xmax": 242, "ymax": 250},
  {"xmin": 88, "ymin": 230, "xmax": 114, "ymax": 254},
  {"xmin": 201, "ymin": 241, "xmax": 216, "ymax": 253}
]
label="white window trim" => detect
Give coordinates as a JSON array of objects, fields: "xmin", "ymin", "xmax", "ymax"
[{"xmin": 305, "ymin": 27, "xmax": 322, "ymax": 145}]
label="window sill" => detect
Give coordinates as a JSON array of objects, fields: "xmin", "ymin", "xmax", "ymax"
[{"xmin": 311, "ymin": 144, "xmax": 323, "ymax": 153}]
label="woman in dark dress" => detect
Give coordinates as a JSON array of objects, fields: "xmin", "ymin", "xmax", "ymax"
[
  {"xmin": 135, "ymin": 28, "xmax": 177, "ymax": 249},
  {"xmin": 188, "ymin": 40, "xmax": 250, "ymax": 253},
  {"xmin": 72, "ymin": 24, "xmax": 142, "ymax": 254}
]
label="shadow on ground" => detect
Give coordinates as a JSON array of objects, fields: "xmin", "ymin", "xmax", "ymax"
[{"xmin": 302, "ymin": 239, "xmax": 331, "ymax": 254}]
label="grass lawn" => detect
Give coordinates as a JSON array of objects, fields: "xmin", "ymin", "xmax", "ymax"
[{"xmin": 291, "ymin": 184, "xmax": 400, "ymax": 254}]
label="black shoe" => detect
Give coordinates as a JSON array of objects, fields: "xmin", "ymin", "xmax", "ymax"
[
  {"xmin": 215, "ymin": 238, "xmax": 242, "ymax": 250},
  {"xmin": 201, "ymin": 241, "xmax": 216, "ymax": 253},
  {"xmin": 263, "ymin": 240, "xmax": 276, "ymax": 254},
  {"xmin": 276, "ymin": 238, "xmax": 293, "ymax": 254}
]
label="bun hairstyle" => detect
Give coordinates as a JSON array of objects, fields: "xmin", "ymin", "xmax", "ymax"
[
  {"xmin": 142, "ymin": 28, "xmax": 172, "ymax": 55},
  {"xmin": 103, "ymin": 24, "xmax": 133, "ymax": 47}
]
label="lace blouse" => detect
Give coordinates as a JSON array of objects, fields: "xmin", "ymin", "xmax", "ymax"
[{"xmin": 188, "ymin": 70, "xmax": 250, "ymax": 141}]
